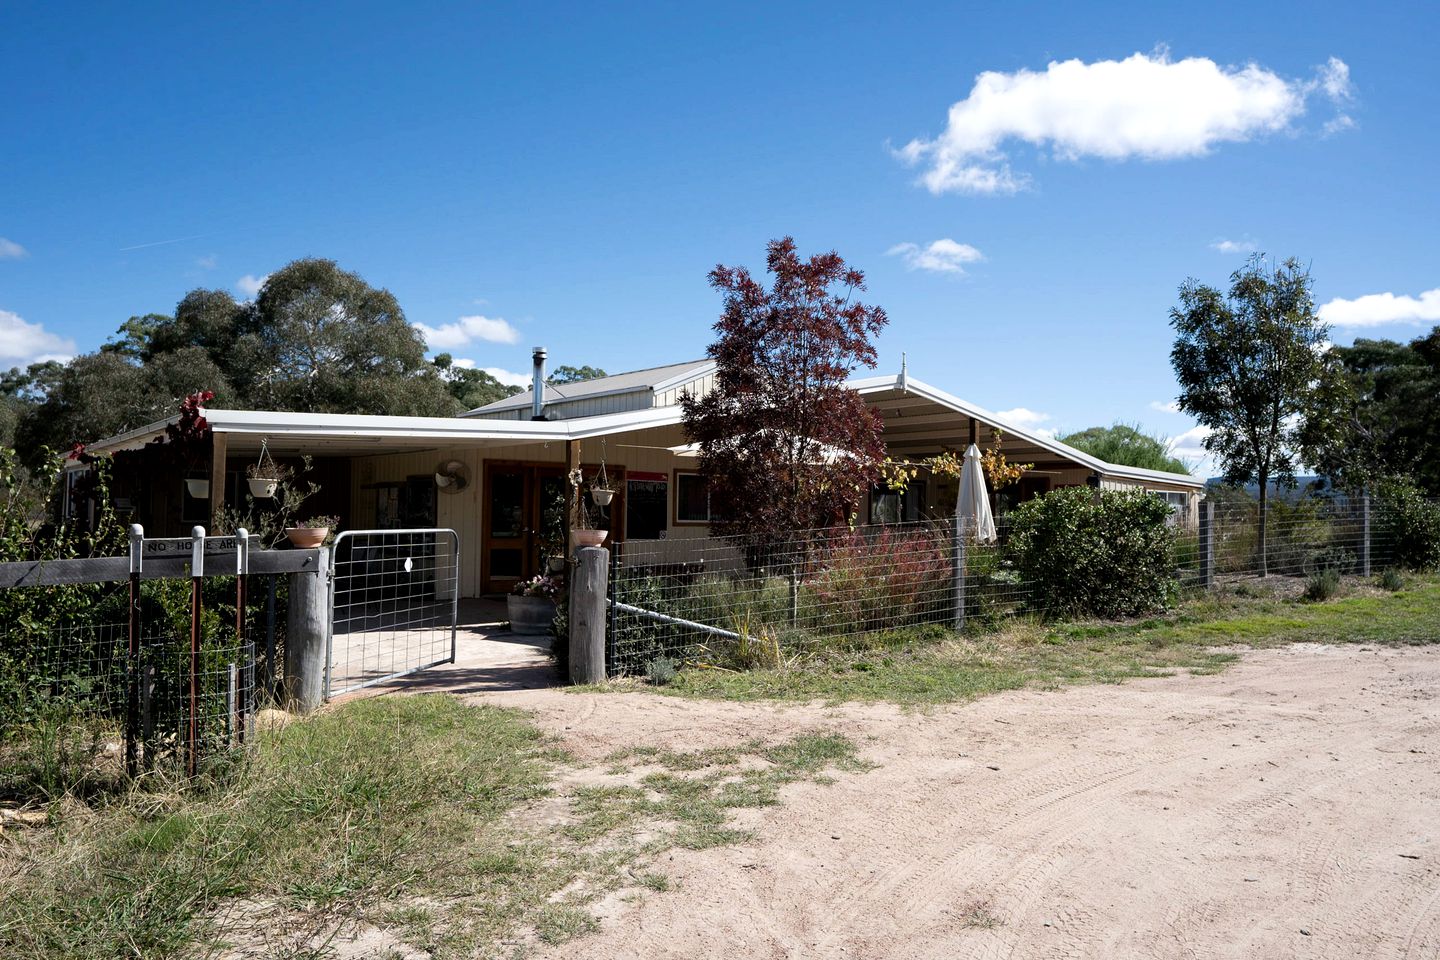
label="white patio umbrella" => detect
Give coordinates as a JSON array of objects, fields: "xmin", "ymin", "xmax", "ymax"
[{"xmin": 955, "ymin": 443, "xmax": 998, "ymax": 544}]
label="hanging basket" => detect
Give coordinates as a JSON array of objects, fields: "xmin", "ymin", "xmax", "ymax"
[
  {"xmin": 591, "ymin": 486, "xmax": 614, "ymax": 507},
  {"xmin": 248, "ymin": 477, "xmax": 279, "ymax": 499},
  {"xmin": 185, "ymin": 478, "xmax": 210, "ymax": 499}
]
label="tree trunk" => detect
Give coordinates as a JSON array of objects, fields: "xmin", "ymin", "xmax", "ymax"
[{"xmin": 1257, "ymin": 469, "xmax": 1269, "ymax": 578}]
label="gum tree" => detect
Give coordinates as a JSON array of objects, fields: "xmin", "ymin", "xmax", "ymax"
[{"xmin": 1169, "ymin": 255, "xmax": 1336, "ymax": 575}]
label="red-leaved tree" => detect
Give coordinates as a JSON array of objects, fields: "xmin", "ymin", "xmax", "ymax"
[{"xmin": 681, "ymin": 237, "xmax": 888, "ymax": 550}]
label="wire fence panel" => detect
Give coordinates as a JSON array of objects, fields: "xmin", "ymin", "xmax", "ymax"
[
  {"xmin": 609, "ymin": 520, "xmax": 1036, "ymax": 677},
  {"xmin": 327, "ymin": 529, "xmax": 459, "ymax": 698},
  {"xmin": 607, "ymin": 492, "xmax": 1422, "ymax": 678}
]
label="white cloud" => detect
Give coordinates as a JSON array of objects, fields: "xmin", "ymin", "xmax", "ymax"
[
  {"xmin": 0, "ymin": 309, "xmax": 75, "ymax": 366},
  {"xmin": 235, "ymin": 273, "xmax": 268, "ymax": 297},
  {"xmin": 898, "ymin": 52, "xmax": 1353, "ymax": 195},
  {"xmin": 886, "ymin": 239, "xmax": 985, "ymax": 275},
  {"xmin": 1210, "ymin": 238, "xmax": 1258, "ymax": 254},
  {"xmin": 482, "ymin": 366, "xmax": 532, "ymax": 388},
  {"xmin": 0, "ymin": 237, "xmax": 28, "ymax": 260},
  {"xmin": 1319, "ymin": 288, "xmax": 1440, "ymax": 328},
  {"xmin": 995, "ymin": 407, "xmax": 1051, "ymax": 428},
  {"xmin": 1150, "ymin": 399, "xmax": 1182, "ymax": 414},
  {"xmin": 414, "ymin": 314, "xmax": 521, "ymax": 350},
  {"xmin": 196, "ymin": 254, "xmax": 218, "ymax": 270},
  {"xmin": 1167, "ymin": 424, "xmax": 1215, "ymax": 476}
]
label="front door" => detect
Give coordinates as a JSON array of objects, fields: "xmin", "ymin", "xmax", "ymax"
[{"xmin": 483, "ymin": 464, "xmax": 568, "ymax": 594}]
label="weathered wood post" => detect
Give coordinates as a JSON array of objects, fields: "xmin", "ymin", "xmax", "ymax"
[
  {"xmin": 125, "ymin": 523, "xmax": 143, "ymax": 776},
  {"xmin": 284, "ymin": 547, "xmax": 330, "ymax": 712},
  {"xmin": 187, "ymin": 526, "xmax": 205, "ymax": 777},
  {"xmin": 1361, "ymin": 494, "xmax": 1371, "ymax": 577},
  {"xmin": 570, "ymin": 546, "xmax": 608, "ymax": 684},
  {"xmin": 1198, "ymin": 501, "xmax": 1215, "ymax": 590}
]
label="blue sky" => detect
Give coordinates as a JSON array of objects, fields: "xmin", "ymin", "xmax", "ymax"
[{"xmin": 3, "ymin": 2, "xmax": 1438, "ymax": 472}]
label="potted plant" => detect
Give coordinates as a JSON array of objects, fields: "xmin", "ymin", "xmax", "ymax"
[
  {"xmin": 508, "ymin": 573, "xmax": 560, "ymax": 636},
  {"xmin": 285, "ymin": 515, "xmax": 338, "ymax": 549},
  {"xmin": 539, "ymin": 485, "xmax": 568, "ymax": 573},
  {"xmin": 568, "ymin": 467, "xmax": 607, "ymax": 549},
  {"xmin": 185, "ymin": 477, "xmax": 210, "ymax": 499},
  {"xmin": 246, "ymin": 441, "xmax": 290, "ymax": 499}
]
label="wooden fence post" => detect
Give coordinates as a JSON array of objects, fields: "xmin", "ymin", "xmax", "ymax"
[
  {"xmin": 284, "ymin": 547, "xmax": 330, "ymax": 712},
  {"xmin": 570, "ymin": 546, "xmax": 608, "ymax": 684},
  {"xmin": 125, "ymin": 523, "xmax": 143, "ymax": 777},
  {"xmin": 1198, "ymin": 501, "xmax": 1215, "ymax": 590}
]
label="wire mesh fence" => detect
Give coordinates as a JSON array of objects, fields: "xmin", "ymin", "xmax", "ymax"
[
  {"xmin": 1, "ymin": 569, "xmax": 277, "ymax": 796},
  {"xmin": 607, "ymin": 491, "xmax": 1426, "ymax": 678}
]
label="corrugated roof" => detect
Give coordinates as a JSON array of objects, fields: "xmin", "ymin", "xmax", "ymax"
[{"xmin": 463, "ymin": 359, "xmax": 713, "ymax": 416}]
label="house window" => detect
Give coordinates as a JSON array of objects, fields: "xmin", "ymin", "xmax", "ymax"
[
  {"xmin": 674, "ymin": 471, "xmax": 711, "ymax": 524},
  {"xmin": 870, "ymin": 480, "xmax": 926, "ymax": 525},
  {"xmin": 1150, "ymin": 490, "xmax": 1189, "ymax": 523},
  {"xmin": 626, "ymin": 476, "xmax": 669, "ymax": 540}
]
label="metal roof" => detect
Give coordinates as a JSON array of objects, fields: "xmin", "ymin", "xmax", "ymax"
[
  {"xmin": 463, "ymin": 359, "xmax": 714, "ymax": 416},
  {"xmin": 849, "ymin": 374, "xmax": 1202, "ymax": 488},
  {"xmin": 78, "ymin": 369, "xmax": 1200, "ymax": 488}
]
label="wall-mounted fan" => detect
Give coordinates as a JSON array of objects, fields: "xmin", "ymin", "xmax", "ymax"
[{"xmin": 434, "ymin": 459, "xmax": 471, "ymax": 494}]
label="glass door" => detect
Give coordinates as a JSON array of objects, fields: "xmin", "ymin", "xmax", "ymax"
[{"xmin": 484, "ymin": 466, "xmax": 529, "ymax": 594}]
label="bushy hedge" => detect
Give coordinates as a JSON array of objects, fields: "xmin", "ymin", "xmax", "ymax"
[
  {"xmin": 1379, "ymin": 481, "xmax": 1440, "ymax": 571},
  {"xmin": 1007, "ymin": 487, "xmax": 1179, "ymax": 618}
]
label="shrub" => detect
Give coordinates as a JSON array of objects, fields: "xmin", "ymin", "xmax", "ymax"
[
  {"xmin": 1378, "ymin": 480, "xmax": 1440, "ymax": 571},
  {"xmin": 805, "ymin": 526, "xmax": 951, "ymax": 633},
  {"xmin": 1007, "ymin": 487, "xmax": 1179, "ymax": 619},
  {"xmin": 644, "ymin": 656, "xmax": 678, "ymax": 685},
  {"xmin": 1377, "ymin": 568, "xmax": 1405, "ymax": 592},
  {"xmin": 1304, "ymin": 569, "xmax": 1341, "ymax": 602}
]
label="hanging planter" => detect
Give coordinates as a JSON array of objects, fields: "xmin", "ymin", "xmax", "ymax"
[
  {"xmin": 185, "ymin": 478, "xmax": 210, "ymax": 500},
  {"xmin": 245, "ymin": 439, "xmax": 289, "ymax": 500},
  {"xmin": 590, "ymin": 440, "xmax": 615, "ymax": 506}
]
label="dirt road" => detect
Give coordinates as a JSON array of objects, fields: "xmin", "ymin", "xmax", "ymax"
[{"xmin": 485, "ymin": 644, "xmax": 1440, "ymax": 959}]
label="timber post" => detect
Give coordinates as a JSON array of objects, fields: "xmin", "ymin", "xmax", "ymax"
[
  {"xmin": 570, "ymin": 546, "xmax": 608, "ymax": 684},
  {"xmin": 284, "ymin": 547, "xmax": 330, "ymax": 712}
]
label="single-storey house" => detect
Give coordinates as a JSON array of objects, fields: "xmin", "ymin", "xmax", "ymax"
[{"xmin": 77, "ymin": 351, "xmax": 1203, "ymax": 598}]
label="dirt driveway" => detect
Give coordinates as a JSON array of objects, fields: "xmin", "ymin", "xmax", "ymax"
[{"xmin": 477, "ymin": 643, "xmax": 1440, "ymax": 959}]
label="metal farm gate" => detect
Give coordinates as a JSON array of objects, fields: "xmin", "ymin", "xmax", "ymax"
[{"xmin": 326, "ymin": 528, "xmax": 460, "ymax": 698}]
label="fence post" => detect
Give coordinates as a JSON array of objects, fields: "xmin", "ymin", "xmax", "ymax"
[
  {"xmin": 125, "ymin": 523, "xmax": 143, "ymax": 777},
  {"xmin": 1361, "ymin": 494, "xmax": 1372, "ymax": 577},
  {"xmin": 284, "ymin": 547, "xmax": 330, "ymax": 712},
  {"xmin": 235, "ymin": 529, "xmax": 249, "ymax": 745},
  {"xmin": 570, "ymin": 546, "xmax": 608, "ymax": 684},
  {"xmin": 1198, "ymin": 501, "xmax": 1215, "ymax": 590},
  {"xmin": 953, "ymin": 517, "xmax": 967, "ymax": 630},
  {"xmin": 187, "ymin": 525, "xmax": 205, "ymax": 777}
]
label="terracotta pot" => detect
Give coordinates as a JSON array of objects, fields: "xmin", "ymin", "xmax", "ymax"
[
  {"xmin": 507, "ymin": 594, "xmax": 556, "ymax": 636},
  {"xmin": 184, "ymin": 478, "xmax": 210, "ymax": 499},
  {"xmin": 285, "ymin": 526, "xmax": 328, "ymax": 549},
  {"xmin": 570, "ymin": 529, "xmax": 608, "ymax": 549},
  {"xmin": 248, "ymin": 477, "xmax": 279, "ymax": 498}
]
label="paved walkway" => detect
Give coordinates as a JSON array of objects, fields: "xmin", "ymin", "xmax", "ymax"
[{"xmin": 333, "ymin": 597, "xmax": 557, "ymax": 700}]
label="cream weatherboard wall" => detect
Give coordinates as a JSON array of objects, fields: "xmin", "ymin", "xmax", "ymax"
[{"xmin": 348, "ymin": 424, "xmax": 711, "ymax": 597}]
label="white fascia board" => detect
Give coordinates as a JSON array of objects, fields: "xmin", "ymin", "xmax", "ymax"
[
  {"xmin": 650, "ymin": 360, "xmax": 717, "ymax": 394},
  {"xmin": 850, "ymin": 374, "xmax": 1202, "ymax": 490}
]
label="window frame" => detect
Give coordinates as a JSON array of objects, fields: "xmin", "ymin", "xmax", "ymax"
[{"xmin": 672, "ymin": 469, "xmax": 712, "ymax": 525}]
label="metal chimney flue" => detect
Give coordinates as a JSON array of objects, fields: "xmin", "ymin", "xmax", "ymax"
[{"xmin": 531, "ymin": 347, "xmax": 547, "ymax": 420}]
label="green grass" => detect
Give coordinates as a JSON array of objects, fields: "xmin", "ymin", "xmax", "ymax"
[
  {"xmin": 0, "ymin": 697, "xmax": 865, "ymax": 959},
  {"xmin": 647, "ymin": 574, "xmax": 1440, "ymax": 706}
]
